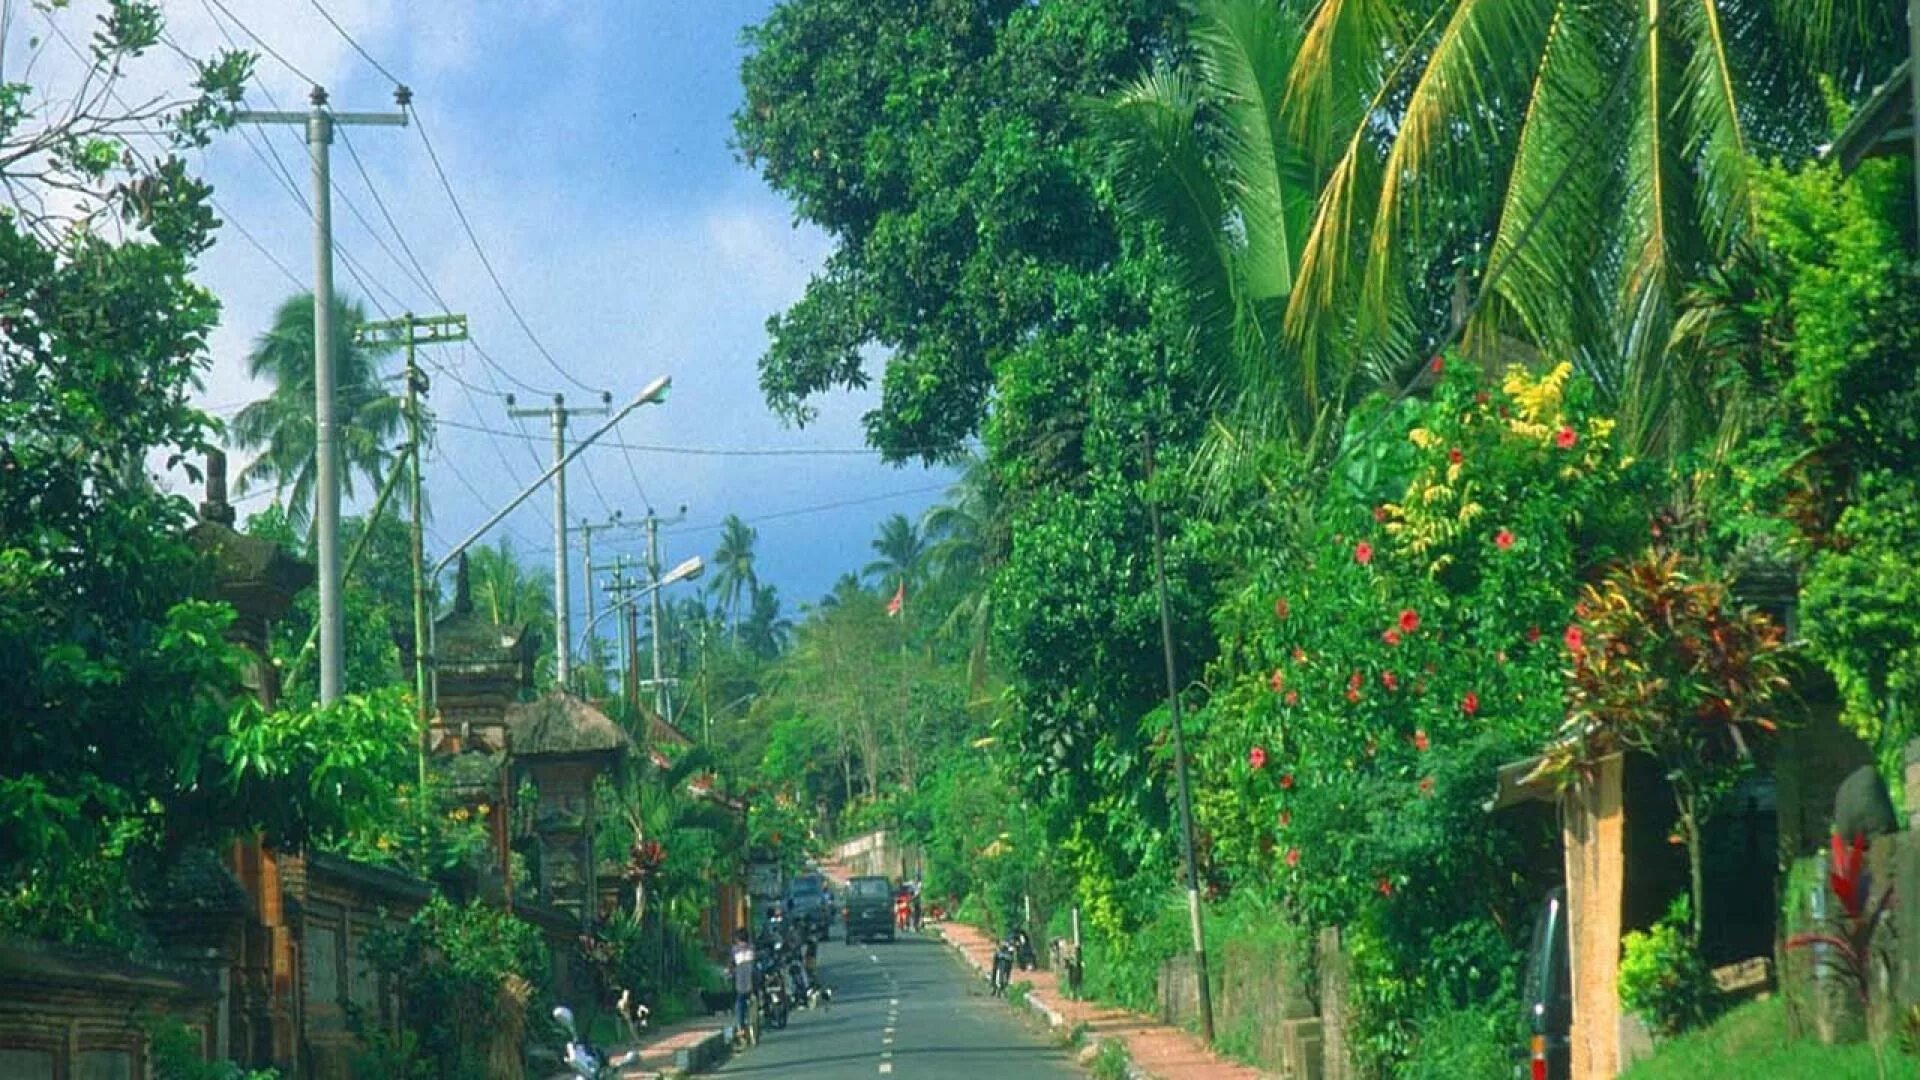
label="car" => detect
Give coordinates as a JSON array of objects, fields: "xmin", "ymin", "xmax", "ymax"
[
  {"xmin": 784, "ymin": 872, "xmax": 834, "ymax": 940},
  {"xmin": 842, "ymin": 875, "xmax": 896, "ymax": 944},
  {"xmin": 1516, "ymin": 885, "xmax": 1571, "ymax": 1080}
]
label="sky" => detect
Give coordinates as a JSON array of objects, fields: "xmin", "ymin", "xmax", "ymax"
[{"xmin": 11, "ymin": 1, "xmax": 956, "ymax": 640}]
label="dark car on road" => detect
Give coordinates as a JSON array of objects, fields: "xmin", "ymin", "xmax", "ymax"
[
  {"xmin": 842, "ymin": 875, "xmax": 896, "ymax": 944},
  {"xmin": 785, "ymin": 872, "xmax": 834, "ymax": 940}
]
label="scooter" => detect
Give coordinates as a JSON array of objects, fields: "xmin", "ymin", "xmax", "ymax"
[
  {"xmin": 552, "ymin": 1005, "xmax": 639, "ymax": 1079},
  {"xmin": 788, "ymin": 947, "xmax": 833, "ymax": 1011}
]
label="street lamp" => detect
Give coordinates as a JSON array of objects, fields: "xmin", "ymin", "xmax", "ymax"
[{"xmin": 576, "ymin": 554, "xmax": 704, "ymax": 657}]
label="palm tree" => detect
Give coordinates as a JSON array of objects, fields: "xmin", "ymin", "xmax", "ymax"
[
  {"xmin": 818, "ymin": 572, "xmax": 865, "ymax": 610},
  {"xmin": 862, "ymin": 513, "xmax": 928, "ymax": 608},
  {"xmin": 231, "ymin": 292, "xmax": 407, "ymax": 533},
  {"xmin": 468, "ymin": 536, "xmax": 551, "ymax": 629},
  {"xmin": 924, "ymin": 461, "xmax": 1001, "ymax": 688},
  {"xmin": 709, "ymin": 514, "xmax": 760, "ymax": 637},
  {"xmin": 1279, "ymin": 0, "xmax": 1899, "ymax": 455},
  {"xmin": 1093, "ymin": 0, "xmax": 1403, "ymax": 492},
  {"xmin": 741, "ymin": 583, "xmax": 794, "ymax": 660}
]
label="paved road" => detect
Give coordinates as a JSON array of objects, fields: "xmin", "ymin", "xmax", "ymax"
[{"xmin": 711, "ymin": 930, "xmax": 1080, "ymax": 1079}]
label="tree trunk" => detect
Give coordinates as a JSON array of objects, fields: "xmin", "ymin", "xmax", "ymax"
[{"xmin": 1676, "ymin": 786, "xmax": 1705, "ymax": 947}]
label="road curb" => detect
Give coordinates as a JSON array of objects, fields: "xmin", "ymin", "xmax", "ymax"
[
  {"xmin": 668, "ymin": 1028, "xmax": 729, "ymax": 1075},
  {"xmin": 933, "ymin": 926, "xmax": 1151, "ymax": 1080}
]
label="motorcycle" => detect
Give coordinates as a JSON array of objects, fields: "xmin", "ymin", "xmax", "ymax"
[
  {"xmin": 756, "ymin": 947, "xmax": 791, "ymax": 1030},
  {"xmin": 788, "ymin": 946, "xmax": 832, "ymax": 1011},
  {"xmin": 552, "ymin": 1005, "xmax": 639, "ymax": 1079},
  {"xmin": 989, "ymin": 936, "xmax": 1015, "ymax": 998},
  {"xmin": 1010, "ymin": 927, "xmax": 1037, "ymax": 971}
]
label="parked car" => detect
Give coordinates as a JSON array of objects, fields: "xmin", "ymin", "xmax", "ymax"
[
  {"xmin": 1516, "ymin": 885, "xmax": 1572, "ymax": 1080},
  {"xmin": 785, "ymin": 872, "xmax": 834, "ymax": 940},
  {"xmin": 842, "ymin": 875, "xmax": 896, "ymax": 944}
]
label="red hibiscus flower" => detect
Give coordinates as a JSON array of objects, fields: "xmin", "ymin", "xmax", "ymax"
[
  {"xmin": 1429, "ymin": 356, "xmax": 1444, "ymax": 375},
  {"xmin": 1346, "ymin": 688, "xmax": 1362, "ymax": 704},
  {"xmin": 1462, "ymin": 690, "xmax": 1480, "ymax": 716},
  {"xmin": 1398, "ymin": 609, "xmax": 1420, "ymax": 634},
  {"xmin": 1279, "ymin": 809, "xmax": 1291, "ymax": 828},
  {"xmin": 1284, "ymin": 689, "xmax": 1299, "ymax": 706},
  {"xmin": 1419, "ymin": 776, "xmax": 1435, "ymax": 797},
  {"xmin": 1280, "ymin": 774, "xmax": 1295, "ymax": 790},
  {"xmin": 1526, "ymin": 625, "xmax": 1542, "ymax": 644},
  {"xmin": 1495, "ymin": 528, "xmax": 1515, "ymax": 551},
  {"xmin": 1292, "ymin": 646, "xmax": 1308, "ymax": 665},
  {"xmin": 1286, "ymin": 847, "xmax": 1301, "ymax": 868},
  {"xmin": 1354, "ymin": 540, "xmax": 1374, "ymax": 566},
  {"xmin": 1269, "ymin": 668, "xmax": 1286, "ymax": 693},
  {"xmin": 1564, "ymin": 625, "xmax": 1586, "ymax": 654},
  {"xmin": 1555, "ymin": 426, "xmax": 1578, "ymax": 450},
  {"xmin": 1381, "ymin": 671, "xmax": 1399, "ymax": 691},
  {"xmin": 1348, "ymin": 670, "xmax": 1364, "ymax": 691},
  {"xmin": 1378, "ymin": 877, "xmax": 1394, "ymax": 897},
  {"xmin": 1373, "ymin": 505, "xmax": 1388, "ymax": 523},
  {"xmin": 1413, "ymin": 729, "xmax": 1429, "ymax": 752},
  {"xmin": 1448, "ymin": 447, "xmax": 1463, "ymax": 466},
  {"xmin": 1248, "ymin": 746, "xmax": 1268, "ymax": 770},
  {"xmin": 1382, "ymin": 628, "xmax": 1402, "ymax": 647},
  {"xmin": 1274, "ymin": 597, "xmax": 1290, "ymax": 620}
]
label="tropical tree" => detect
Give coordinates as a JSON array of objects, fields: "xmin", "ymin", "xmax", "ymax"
[
  {"xmin": 230, "ymin": 292, "xmax": 407, "ymax": 533},
  {"xmin": 709, "ymin": 514, "xmax": 760, "ymax": 636},
  {"xmin": 924, "ymin": 460, "xmax": 1002, "ymax": 685},
  {"xmin": 1280, "ymin": 0, "xmax": 1901, "ymax": 456},
  {"xmin": 468, "ymin": 537, "xmax": 552, "ymax": 637},
  {"xmin": 741, "ymin": 583, "xmax": 794, "ymax": 660},
  {"xmin": 862, "ymin": 513, "xmax": 929, "ymax": 605},
  {"xmin": 818, "ymin": 573, "xmax": 865, "ymax": 611}
]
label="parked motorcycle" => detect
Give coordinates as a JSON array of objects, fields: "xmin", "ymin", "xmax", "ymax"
[
  {"xmin": 1010, "ymin": 927, "xmax": 1037, "ymax": 971},
  {"xmin": 989, "ymin": 936, "xmax": 1015, "ymax": 997},
  {"xmin": 552, "ymin": 1005, "xmax": 639, "ymax": 1079},
  {"xmin": 756, "ymin": 947, "xmax": 792, "ymax": 1030}
]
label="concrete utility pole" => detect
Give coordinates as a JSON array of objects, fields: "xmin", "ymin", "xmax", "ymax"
[
  {"xmin": 239, "ymin": 86, "xmax": 409, "ymax": 705},
  {"xmin": 1145, "ymin": 427, "xmax": 1215, "ymax": 1044},
  {"xmin": 508, "ymin": 392, "xmax": 612, "ymax": 688},
  {"xmin": 573, "ymin": 512, "xmax": 626, "ymax": 692},
  {"xmin": 427, "ymin": 377, "xmax": 671, "ymax": 714},
  {"xmin": 643, "ymin": 506, "xmax": 688, "ymax": 719},
  {"xmin": 354, "ymin": 312, "xmax": 467, "ymax": 785}
]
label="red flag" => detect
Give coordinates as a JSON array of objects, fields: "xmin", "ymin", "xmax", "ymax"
[{"xmin": 887, "ymin": 581, "xmax": 905, "ymax": 617}]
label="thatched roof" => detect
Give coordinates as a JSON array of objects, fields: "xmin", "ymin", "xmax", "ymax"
[{"xmin": 506, "ymin": 692, "xmax": 628, "ymax": 759}]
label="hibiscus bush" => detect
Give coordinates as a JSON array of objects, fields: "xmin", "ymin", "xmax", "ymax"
[{"xmin": 1191, "ymin": 357, "xmax": 1648, "ymax": 1065}]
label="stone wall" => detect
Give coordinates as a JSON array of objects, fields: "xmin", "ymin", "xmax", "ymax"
[
  {"xmin": 1158, "ymin": 937, "xmax": 1317, "ymax": 1074},
  {"xmin": 0, "ymin": 938, "xmax": 219, "ymax": 1080},
  {"xmin": 831, "ymin": 829, "xmax": 924, "ymax": 880}
]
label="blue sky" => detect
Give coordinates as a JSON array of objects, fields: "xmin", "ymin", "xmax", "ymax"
[{"xmin": 21, "ymin": 2, "xmax": 955, "ymax": 636}]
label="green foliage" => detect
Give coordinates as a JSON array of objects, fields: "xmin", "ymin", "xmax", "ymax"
[
  {"xmin": 1398, "ymin": 997, "xmax": 1517, "ymax": 1080},
  {"xmin": 363, "ymin": 895, "xmax": 548, "ymax": 1080},
  {"xmin": 1803, "ymin": 476, "xmax": 1920, "ymax": 782},
  {"xmin": 1619, "ymin": 897, "xmax": 1721, "ymax": 1041},
  {"xmin": 1089, "ymin": 1037, "xmax": 1133, "ymax": 1080},
  {"xmin": 146, "ymin": 1019, "xmax": 279, "ymax": 1080},
  {"xmin": 737, "ymin": 0, "xmax": 1186, "ymax": 458},
  {"xmin": 0, "ymin": 11, "xmax": 265, "ymax": 940}
]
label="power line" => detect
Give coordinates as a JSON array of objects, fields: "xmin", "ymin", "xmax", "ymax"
[
  {"xmin": 307, "ymin": 0, "xmax": 403, "ymax": 87},
  {"xmin": 666, "ymin": 484, "xmax": 953, "ymax": 536},
  {"xmin": 410, "ymin": 106, "xmax": 602, "ymax": 395},
  {"xmin": 431, "ymin": 415, "xmax": 952, "ymax": 458},
  {"xmin": 203, "ymin": 0, "xmax": 318, "ymax": 86}
]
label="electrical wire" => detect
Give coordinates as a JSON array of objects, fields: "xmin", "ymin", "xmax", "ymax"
[
  {"xmin": 665, "ymin": 484, "xmax": 954, "ymax": 536},
  {"xmin": 203, "ymin": 0, "xmax": 319, "ymax": 87},
  {"xmin": 411, "ymin": 106, "xmax": 604, "ymax": 395},
  {"xmin": 306, "ymin": 0, "xmax": 403, "ymax": 87}
]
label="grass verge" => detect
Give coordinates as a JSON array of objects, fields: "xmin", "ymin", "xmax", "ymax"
[{"xmin": 1620, "ymin": 997, "xmax": 1894, "ymax": 1080}]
